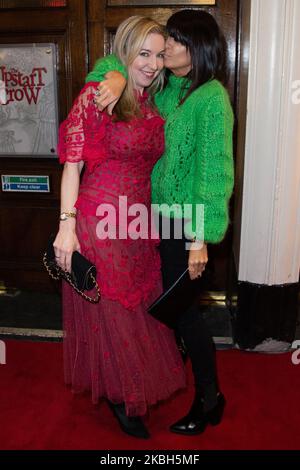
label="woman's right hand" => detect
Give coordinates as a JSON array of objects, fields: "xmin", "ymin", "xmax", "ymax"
[
  {"xmin": 53, "ymin": 227, "xmax": 81, "ymax": 273},
  {"xmin": 94, "ymin": 71, "xmax": 127, "ymax": 114}
]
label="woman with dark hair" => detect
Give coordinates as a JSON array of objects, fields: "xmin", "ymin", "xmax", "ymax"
[{"xmin": 87, "ymin": 9, "xmax": 234, "ymax": 436}]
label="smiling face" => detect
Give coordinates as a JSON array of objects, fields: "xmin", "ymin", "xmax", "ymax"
[
  {"xmin": 163, "ymin": 36, "xmax": 192, "ymax": 77},
  {"xmin": 129, "ymin": 32, "xmax": 165, "ymax": 93}
]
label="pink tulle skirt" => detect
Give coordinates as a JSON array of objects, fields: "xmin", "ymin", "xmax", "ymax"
[{"xmin": 62, "ymin": 211, "xmax": 186, "ymax": 416}]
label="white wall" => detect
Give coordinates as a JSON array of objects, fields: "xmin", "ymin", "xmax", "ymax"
[{"xmin": 238, "ymin": 0, "xmax": 300, "ymax": 285}]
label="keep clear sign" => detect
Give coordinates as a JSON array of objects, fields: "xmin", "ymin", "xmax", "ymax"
[
  {"xmin": 0, "ymin": 43, "xmax": 58, "ymax": 157},
  {"xmin": 1, "ymin": 175, "xmax": 50, "ymax": 192}
]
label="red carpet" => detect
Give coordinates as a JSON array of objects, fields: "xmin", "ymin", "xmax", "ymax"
[{"xmin": 0, "ymin": 339, "xmax": 299, "ymax": 450}]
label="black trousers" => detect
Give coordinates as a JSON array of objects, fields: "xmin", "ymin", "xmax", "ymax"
[{"xmin": 158, "ymin": 216, "xmax": 218, "ymax": 389}]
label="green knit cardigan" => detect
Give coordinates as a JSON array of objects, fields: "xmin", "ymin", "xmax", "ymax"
[{"xmin": 86, "ymin": 55, "xmax": 234, "ymax": 243}]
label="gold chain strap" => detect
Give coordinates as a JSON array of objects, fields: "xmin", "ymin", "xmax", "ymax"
[
  {"xmin": 43, "ymin": 252, "xmax": 60, "ymax": 280},
  {"xmin": 43, "ymin": 252, "xmax": 101, "ymax": 303}
]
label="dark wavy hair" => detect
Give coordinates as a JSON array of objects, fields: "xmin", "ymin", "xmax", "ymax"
[{"xmin": 166, "ymin": 9, "xmax": 228, "ymax": 104}]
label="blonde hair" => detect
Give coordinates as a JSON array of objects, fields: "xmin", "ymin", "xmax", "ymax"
[{"xmin": 113, "ymin": 16, "xmax": 166, "ymax": 121}]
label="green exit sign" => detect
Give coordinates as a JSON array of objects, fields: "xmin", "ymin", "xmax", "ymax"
[{"xmin": 1, "ymin": 175, "xmax": 50, "ymax": 193}]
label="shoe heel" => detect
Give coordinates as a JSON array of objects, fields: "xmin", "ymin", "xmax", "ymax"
[
  {"xmin": 207, "ymin": 394, "xmax": 225, "ymax": 426},
  {"xmin": 208, "ymin": 413, "xmax": 223, "ymax": 426},
  {"xmin": 107, "ymin": 400, "xmax": 150, "ymax": 439}
]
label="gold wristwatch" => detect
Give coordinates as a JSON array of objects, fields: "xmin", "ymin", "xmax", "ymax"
[{"xmin": 59, "ymin": 211, "xmax": 76, "ymax": 221}]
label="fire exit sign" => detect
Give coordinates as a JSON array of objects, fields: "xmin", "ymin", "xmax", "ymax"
[{"xmin": 1, "ymin": 175, "xmax": 50, "ymax": 193}]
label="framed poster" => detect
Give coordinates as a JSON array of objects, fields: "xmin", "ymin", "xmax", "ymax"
[
  {"xmin": 108, "ymin": 1, "xmax": 216, "ymax": 5},
  {"xmin": 0, "ymin": 43, "xmax": 58, "ymax": 157}
]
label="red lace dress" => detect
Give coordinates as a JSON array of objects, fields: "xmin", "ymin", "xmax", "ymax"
[{"xmin": 58, "ymin": 83, "xmax": 186, "ymax": 416}]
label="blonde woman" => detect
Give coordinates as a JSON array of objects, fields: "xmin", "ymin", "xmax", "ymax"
[{"xmin": 54, "ymin": 16, "xmax": 185, "ymax": 439}]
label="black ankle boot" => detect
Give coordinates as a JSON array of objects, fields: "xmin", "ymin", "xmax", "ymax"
[
  {"xmin": 169, "ymin": 392, "xmax": 226, "ymax": 436},
  {"xmin": 107, "ymin": 401, "xmax": 150, "ymax": 439}
]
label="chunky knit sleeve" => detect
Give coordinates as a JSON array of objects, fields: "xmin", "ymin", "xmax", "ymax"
[
  {"xmin": 185, "ymin": 91, "xmax": 234, "ymax": 243},
  {"xmin": 85, "ymin": 54, "xmax": 128, "ymax": 83}
]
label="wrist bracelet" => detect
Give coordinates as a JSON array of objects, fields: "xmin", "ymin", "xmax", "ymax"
[{"xmin": 60, "ymin": 211, "xmax": 76, "ymax": 221}]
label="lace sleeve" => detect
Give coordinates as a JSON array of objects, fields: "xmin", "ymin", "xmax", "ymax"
[{"xmin": 58, "ymin": 83, "xmax": 108, "ymax": 171}]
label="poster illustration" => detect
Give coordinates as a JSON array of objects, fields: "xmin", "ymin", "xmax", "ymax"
[{"xmin": 0, "ymin": 43, "xmax": 58, "ymax": 156}]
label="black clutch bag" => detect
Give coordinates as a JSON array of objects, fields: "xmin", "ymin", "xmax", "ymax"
[
  {"xmin": 43, "ymin": 236, "xmax": 100, "ymax": 303},
  {"xmin": 147, "ymin": 268, "xmax": 196, "ymax": 329}
]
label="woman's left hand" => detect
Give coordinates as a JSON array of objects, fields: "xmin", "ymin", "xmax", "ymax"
[
  {"xmin": 94, "ymin": 71, "xmax": 126, "ymax": 114},
  {"xmin": 188, "ymin": 242, "xmax": 208, "ymax": 280}
]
